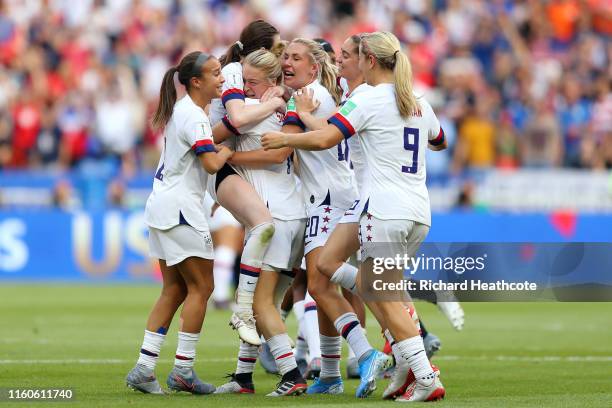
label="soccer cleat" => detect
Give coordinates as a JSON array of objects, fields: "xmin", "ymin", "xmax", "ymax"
[
  {"xmin": 306, "ymin": 377, "xmax": 344, "ymax": 394},
  {"xmin": 383, "ymin": 364, "xmax": 439, "ymax": 400},
  {"xmin": 395, "ymin": 376, "xmax": 445, "ymax": 402},
  {"xmin": 126, "ymin": 364, "xmax": 165, "ymax": 394},
  {"xmin": 355, "ymin": 350, "xmax": 393, "ymax": 398},
  {"xmin": 229, "ymin": 312, "xmax": 261, "ymax": 346},
  {"xmin": 346, "ymin": 357, "xmax": 360, "ymax": 379},
  {"xmin": 214, "ymin": 373, "xmax": 255, "ymax": 394},
  {"xmin": 437, "ymin": 300, "xmax": 465, "ymax": 331},
  {"xmin": 423, "ymin": 332, "xmax": 442, "ymax": 359},
  {"xmin": 266, "ymin": 376, "xmax": 307, "ymax": 397},
  {"xmin": 166, "ymin": 366, "xmax": 216, "ymax": 394},
  {"xmin": 296, "ymin": 358, "xmax": 309, "ymax": 377},
  {"xmin": 259, "ymin": 342, "xmax": 279, "ymax": 374},
  {"xmin": 305, "ymin": 357, "xmax": 321, "ymax": 380}
]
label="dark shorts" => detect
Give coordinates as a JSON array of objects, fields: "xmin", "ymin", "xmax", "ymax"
[{"xmin": 215, "ymin": 163, "xmax": 239, "ymax": 192}]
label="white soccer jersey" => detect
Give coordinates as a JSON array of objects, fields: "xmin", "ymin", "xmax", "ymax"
[
  {"xmin": 283, "ymin": 80, "xmax": 357, "ymax": 210},
  {"xmin": 222, "ymin": 98, "xmax": 306, "ymax": 221},
  {"xmin": 340, "ymin": 82, "xmax": 371, "ymax": 194},
  {"xmin": 209, "ymin": 62, "xmax": 244, "ymax": 126},
  {"xmin": 145, "ymin": 94, "xmax": 216, "ymax": 231},
  {"xmin": 328, "ymin": 84, "xmax": 445, "ymax": 226}
]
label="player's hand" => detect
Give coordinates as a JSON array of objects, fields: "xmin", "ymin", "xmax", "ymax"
[
  {"xmin": 271, "ymin": 96, "xmax": 287, "ymax": 114},
  {"xmin": 217, "ymin": 145, "xmax": 234, "ymax": 159},
  {"xmin": 294, "ymin": 88, "xmax": 319, "ymax": 114},
  {"xmin": 261, "ymin": 131, "xmax": 287, "ymax": 150},
  {"xmin": 261, "ymin": 86, "xmax": 285, "ymax": 102}
]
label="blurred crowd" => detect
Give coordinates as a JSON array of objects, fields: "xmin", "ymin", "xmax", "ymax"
[{"xmin": 0, "ymin": 0, "xmax": 610, "ymax": 179}]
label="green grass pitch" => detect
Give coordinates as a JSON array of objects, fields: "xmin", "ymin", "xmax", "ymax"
[{"xmin": 1, "ymin": 285, "xmax": 611, "ymax": 407}]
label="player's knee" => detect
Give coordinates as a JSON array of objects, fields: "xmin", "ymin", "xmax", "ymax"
[
  {"xmin": 307, "ymin": 279, "xmax": 329, "ymax": 303},
  {"xmin": 316, "ymin": 252, "xmax": 335, "ymax": 278},
  {"xmin": 196, "ymin": 280, "xmax": 214, "ymax": 301},
  {"xmin": 258, "ymin": 221, "xmax": 275, "ymax": 245},
  {"xmin": 162, "ymin": 283, "xmax": 187, "ymax": 303}
]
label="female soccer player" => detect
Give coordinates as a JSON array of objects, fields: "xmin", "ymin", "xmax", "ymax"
[
  {"xmin": 298, "ymin": 34, "xmax": 448, "ymax": 373},
  {"xmin": 126, "ymin": 51, "xmax": 233, "ymax": 395},
  {"xmin": 208, "ymin": 20, "xmax": 287, "ymax": 347},
  {"xmin": 278, "ymin": 38, "xmax": 392, "ymax": 398},
  {"xmin": 213, "ymin": 49, "xmax": 308, "ymax": 396},
  {"xmin": 294, "ymin": 34, "xmax": 372, "ymax": 380},
  {"xmin": 261, "ymin": 32, "xmax": 447, "ymax": 402}
]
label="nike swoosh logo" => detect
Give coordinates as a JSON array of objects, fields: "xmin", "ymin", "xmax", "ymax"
[
  {"xmin": 305, "ymin": 241, "xmax": 312, "ymax": 246},
  {"xmin": 247, "ymin": 282, "xmax": 255, "ymax": 285}
]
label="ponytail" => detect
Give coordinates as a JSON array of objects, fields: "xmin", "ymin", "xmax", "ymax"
[
  {"xmin": 151, "ymin": 51, "xmax": 210, "ymax": 129},
  {"xmin": 219, "ymin": 42, "xmax": 242, "ymax": 67},
  {"xmin": 360, "ymin": 32, "xmax": 420, "ymax": 118},
  {"xmin": 152, "ymin": 66, "xmax": 178, "ymax": 129},
  {"xmin": 393, "ymin": 51, "xmax": 419, "ymax": 118},
  {"xmin": 319, "ymin": 54, "xmax": 340, "ymax": 105}
]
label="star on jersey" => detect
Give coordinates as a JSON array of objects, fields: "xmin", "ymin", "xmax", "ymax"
[
  {"xmin": 323, "ymin": 216, "xmax": 330, "ymax": 223},
  {"xmin": 366, "ymin": 225, "xmax": 372, "ymax": 231},
  {"xmin": 324, "ymin": 207, "xmax": 332, "ymax": 213},
  {"xmin": 321, "ymin": 225, "xmax": 329, "ymax": 233},
  {"xmin": 366, "ymin": 235, "xmax": 373, "ymax": 242},
  {"xmin": 366, "ymin": 213, "xmax": 373, "ymax": 220}
]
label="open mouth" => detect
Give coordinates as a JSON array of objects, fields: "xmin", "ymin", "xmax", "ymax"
[{"xmin": 283, "ymin": 70, "xmax": 295, "ymax": 79}]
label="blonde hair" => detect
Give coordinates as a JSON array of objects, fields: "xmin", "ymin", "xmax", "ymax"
[
  {"xmin": 360, "ymin": 32, "xmax": 419, "ymax": 118},
  {"xmin": 290, "ymin": 38, "xmax": 341, "ymax": 104},
  {"xmin": 243, "ymin": 49, "xmax": 283, "ymax": 85}
]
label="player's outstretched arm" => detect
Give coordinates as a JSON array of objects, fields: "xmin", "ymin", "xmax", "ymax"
[
  {"xmin": 199, "ymin": 145, "xmax": 234, "ymax": 174},
  {"xmin": 226, "ymin": 97, "xmax": 285, "ymax": 128},
  {"xmin": 262, "ymin": 125, "xmax": 343, "ymax": 151},
  {"xmin": 229, "ymin": 147, "xmax": 294, "ymax": 169}
]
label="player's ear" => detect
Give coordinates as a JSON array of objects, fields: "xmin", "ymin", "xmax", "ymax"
[
  {"xmin": 190, "ymin": 76, "xmax": 201, "ymax": 90},
  {"xmin": 368, "ymin": 54, "xmax": 376, "ymax": 70}
]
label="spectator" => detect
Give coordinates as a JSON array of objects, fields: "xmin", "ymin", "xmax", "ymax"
[
  {"xmin": 556, "ymin": 74, "xmax": 593, "ymax": 167},
  {"xmin": 0, "ymin": 0, "xmax": 608, "ymax": 177},
  {"xmin": 521, "ymin": 100, "xmax": 564, "ymax": 168},
  {"xmin": 453, "ymin": 95, "xmax": 497, "ymax": 173}
]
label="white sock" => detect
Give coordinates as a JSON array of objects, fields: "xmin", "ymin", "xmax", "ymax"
[
  {"xmin": 334, "ymin": 312, "xmax": 372, "ymax": 361},
  {"xmin": 236, "ymin": 222, "xmax": 275, "ymax": 314},
  {"xmin": 295, "ymin": 329, "xmax": 308, "ymax": 361},
  {"xmin": 236, "ymin": 340, "xmax": 258, "ymax": 374},
  {"xmin": 267, "ymin": 333, "xmax": 297, "ymax": 375},
  {"xmin": 303, "ymin": 292, "xmax": 321, "ymax": 359},
  {"xmin": 330, "ymin": 262, "xmax": 358, "ymax": 293},
  {"xmin": 347, "ymin": 328, "xmax": 365, "ymax": 359},
  {"xmin": 320, "ymin": 334, "xmax": 341, "ymax": 379},
  {"xmin": 293, "ymin": 299, "xmax": 305, "ymax": 322},
  {"xmin": 137, "ymin": 330, "xmax": 166, "ymax": 370},
  {"xmin": 213, "ymin": 245, "xmax": 236, "ymax": 303},
  {"xmin": 395, "ymin": 336, "xmax": 435, "ymax": 382},
  {"xmin": 175, "ymin": 331, "xmax": 199, "ymax": 368}
]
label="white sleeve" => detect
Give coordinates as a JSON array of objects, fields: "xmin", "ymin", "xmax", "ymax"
[
  {"xmin": 221, "ymin": 63, "xmax": 245, "ymax": 107},
  {"xmin": 183, "ymin": 111, "xmax": 215, "ymax": 155}
]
